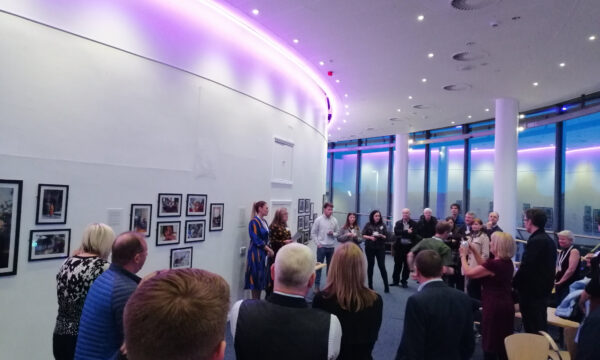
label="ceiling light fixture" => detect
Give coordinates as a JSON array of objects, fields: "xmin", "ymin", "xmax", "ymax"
[
  {"xmin": 519, "ymin": 114, "xmax": 525, "ymax": 119},
  {"xmin": 408, "ymin": 139, "xmax": 414, "ymax": 144},
  {"xmin": 421, "ymin": 78, "xmax": 427, "ymax": 83},
  {"xmin": 251, "ymin": 9, "xmax": 259, "ymax": 15},
  {"xmin": 343, "ymin": 119, "xmax": 347, "ymax": 123},
  {"xmin": 451, "ymin": 121, "xmax": 456, "ymax": 124},
  {"xmin": 336, "ymin": 79, "xmax": 340, "ymax": 83},
  {"xmin": 344, "ymin": 93, "xmax": 348, "ymax": 98},
  {"xmin": 517, "ymin": 126, "xmax": 525, "ymax": 132},
  {"xmin": 346, "ymin": 112, "xmax": 350, "ymax": 116},
  {"xmin": 428, "ymin": 53, "xmax": 434, "ymax": 58},
  {"xmin": 589, "ymin": 35, "xmax": 596, "ymax": 41},
  {"xmin": 468, "ymin": 115, "xmax": 472, "ymax": 119},
  {"xmin": 319, "ymin": 61, "xmax": 324, "ymax": 66},
  {"xmin": 292, "ymin": 39, "xmax": 299, "ymax": 44},
  {"xmin": 408, "ymin": 96, "xmax": 413, "ymax": 100},
  {"xmin": 532, "ymin": 82, "xmax": 539, "ymax": 86},
  {"xmin": 345, "ymin": 105, "xmax": 349, "ymax": 109},
  {"xmin": 417, "ymin": 14, "xmax": 424, "ymax": 22},
  {"xmin": 337, "ymin": 127, "xmax": 341, "ymax": 130},
  {"xmin": 485, "ymin": 108, "xmax": 490, "ymax": 112},
  {"xmin": 559, "ymin": 62, "xmax": 566, "ymax": 68}
]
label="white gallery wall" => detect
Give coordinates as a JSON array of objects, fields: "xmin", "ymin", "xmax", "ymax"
[{"xmin": 0, "ymin": 1, "xmax": 330, "ymax": 358}]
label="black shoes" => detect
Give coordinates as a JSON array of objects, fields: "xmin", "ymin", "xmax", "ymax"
[
  {"xmin": 401, "ymin": 282, "xmax": 408, "ymax": 288},
  {"xmin": 384, "ymin": 287, "xmax": 390, "ymax": 293}
]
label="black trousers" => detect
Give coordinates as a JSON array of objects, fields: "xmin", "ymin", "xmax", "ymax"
[
  {"xmin": 519, "ymin": 293, "xmax": 548, "ymax": 333},
  {"xmin": 366, "ymin": 246, "xmax": 389, "ymax": 289},
  {"xmin": 392, "ymin": 242, "xmax": 411, "ymax": 284},
  {"xmin": 53, "ymin": 333, "xmax": 77, "ymax": 360}
]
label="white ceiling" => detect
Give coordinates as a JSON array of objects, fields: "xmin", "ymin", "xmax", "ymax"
[{"xmin": 223, "ymin": 0, "xmax": 600, "ymax": 141}]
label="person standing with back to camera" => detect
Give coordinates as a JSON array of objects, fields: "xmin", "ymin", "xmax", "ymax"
[{"xmin": 244, "ymin": 201, "xmax": 274, "ymax": 300}]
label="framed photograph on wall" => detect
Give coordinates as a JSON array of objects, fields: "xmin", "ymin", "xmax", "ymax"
[
  {"xmin": 298, "ymin": 215, "xmax": 304, "ymax": 231},
  {"xmin": 28, "ymin": 229, "xmax": 70, "ymax": 261},
  {"xmin": 130, "ymin": 204, "xmax": 152, "ymax": 237},
  {"xmin": 310, "ymin": 202, "xmax": 314, "ymax": 217},
  {"xmin": 304, "ymin": 199, "xmax": 311, "ymax": 212},
  {"xmin": 304, "ymin": 215, "xmax": 310, "ymax": 230},
  {"xmin": 170, "ymin": 247, "xmax": 193, "ymax": 269},
  {"xmin": 209, "ymin": 203, "xmax": 224, "ymax": 231},
  {"xmin": 186, "ymin": 194, "xmax": 207, "ymax": 217},
  {"xmin": 36, "ymin": 184, "xmax": 69, "ymax": 225},
  {"xmin": 298, "ymin": 199, "xmax": 305, "ymax": 213},
  {"xmin": 0, "ymin": 179, "xmax": 23, "ymax": 276},
  {"xmin": 156, "ymin": 221, "xmax": 181, "ymax": 246},
  {"xmin": 185, "ymin": 220, "xmax": 205, "ymax": 243},
  {"xmin": 157, "ymin": 193, "xmax": 182, "ymax": 217}
]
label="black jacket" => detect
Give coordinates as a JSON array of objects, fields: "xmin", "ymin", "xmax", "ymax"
[
  {"xmin": 416, "ymin": 215, "xmax": 438, "ymax": 239},
  {"xmin": 394, "ymin": 219, "xmax": 419, "ymax": 248},
  {"xmin": 513, "ymin": 228, "xmax": 557, "ymax": 297}
]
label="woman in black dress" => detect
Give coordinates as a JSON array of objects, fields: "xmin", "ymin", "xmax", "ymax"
[
  {"xmin": 313, "ymin": 242, "xmax": 383, "ymax": 360},
  {"xmin": 362, "ymin": 210, "xmax": 390, "ymax": 293},
  {"xmin": 554, "ymin": 230, "xmax": 580, "ymax": 305}
]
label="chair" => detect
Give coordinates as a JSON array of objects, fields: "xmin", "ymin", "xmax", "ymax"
[
  {"xmin": 539, "ymin": 331, "xmax": 571, "ymax": 360},
  {"xmin": 505, "ymin": 333, "xmax": 551, "ymax": 360}
]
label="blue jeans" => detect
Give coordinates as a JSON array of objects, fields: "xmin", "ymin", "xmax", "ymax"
[{"xmin": 315, "ymin": 246, "xmax": 334, "ymax": 286}]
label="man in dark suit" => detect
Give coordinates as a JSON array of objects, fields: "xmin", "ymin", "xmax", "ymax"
[
  {"xmin": 396, "ymin": 250, "xmax": 475, "ymax": 360},
  {"xmin": 392, "ymin": 208, "xmax": 420, "ymax": 288},
  {"xmin": 513, "ymin": 208, "xmax": 557, "ymax": 333},
  {"xmin": 231, "ymin": 243, "xmax": 341, "ymax": 360}
]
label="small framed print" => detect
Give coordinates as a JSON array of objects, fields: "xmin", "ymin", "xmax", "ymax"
[
  {"xmin": 209, "ymin": 203, "xmax": 224, "ymax": 231},
  {"xmin": 158, "ymin": 193, "xmax": 182, "ymax": 217},
  {"xmin": 170, "ymin": 247, "xmax": 193, "ymax": 269},
  {"xmin": 185, "ymin": 220, "xmax": 205, "ymax": 243},
  {"xmin": 310, "ymin": 202, "xmax": 314, "ymax": 217},
  {"xmin": 29, "ymin": 229, "xmax": 70, "ymax": 261},
  {"xmin": 298, "ymin": 199, "xmax": 305, "ymax": 213},
  {"xmin": 304, "ymin": 215, "xmax": 310, "ymax": 230},
  {"xmin": 304, "ymin": 199, "xmax": 310, "ymax": 212},
  {"xmin": 36, "ymin": 184, "xmax": 69, "ymax": 225},
  {"xmin": 130, "ymin": 204, "xmax": 152, "ymax": 237},
  {"xmin": 156, "ymin": 221, "xmax": 181, "ymax": 246},
  {"xmin": 186, "ymin": 194, "xmax": 207, "ymax": 217},
  {"xmin": 0, "ymin": 179, "xmax": 22, "ymax": 276},
  {"xmin": 298, "ymin": 216, "xmax": 304, "ymax": 231}
]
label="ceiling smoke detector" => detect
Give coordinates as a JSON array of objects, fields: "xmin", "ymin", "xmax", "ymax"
[
  {"xmin": 451, "ymin": 0, "xmax": 502, "ymax": 11},
  {"xmin": 443, "ymin": 83, "xmax": 472, "ymax": 91}
]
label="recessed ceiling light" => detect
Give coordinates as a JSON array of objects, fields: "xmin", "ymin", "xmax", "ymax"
[
  {"xmin": 335, "ymin": 79, "xmax": 340, "ymax": 83},
  {"xmin": 337, "ymin": 127, "xmax": 341, "ymax": 130},
  {"xmin": 559, "ymin": 62, "xmax": 566, "ymax": 68},
  {"xmin": 451, "ymin": 121, "xmax": 456, "ymax": 124},
  {"xmin": 421, "ymin": 78, "xmax": 427, "ymax": 83},
  {"xmin": 292, "ymin": 39, "xmax": 299, "ymax": 44},
  {"xmin": 428, "ymin": 53, "xmax": 434, "ymax": 58},
  {"xmin": 468, "ymin": 115, "xmax": 472, "ymax": 119},
  {"xmin": 517, "ymin": 126, "xmax": 525, "ymax": 132},
  {"xmin": 485, "ymin": 108, "xmax": 490, "ymax": 112},
  {"xmin": 344, "ymin": 93, "xmax": 348, "ymax": 98},
  {"xmin": 519, "ymin": 114, "xmax": 525, "ymax": 119},
  {"xmin": 417, "ymin": 14, "xmax": 424, "ymax": 22},
  {"xmin": 589, "ymin": 35, "xmax": 596, "ymax": 41},
  {"xmin": 345, "ymin": 112, "xmax": 350, "ymax": 116},
  {"xmin": 408, "ymin": 139, "xmax": 414, "ymax": 144},
  {"xmin": 408, "ymin": 96, "xmax": 413, "ymax": 100},
  {"xmin": 397, "ymin": 108, "xmax": 402, "ymax": 112},
  {"xmin": 251, "ymin": 9, "xmax": 259, "ymax": 15},
  {"xmin": 343, "ymin": 119, "xmax": 347, "ymax": 123},
  {"xmin": 532, "ymin": 82, "xmax": 539, "ymax": 87},
  {"xmin": 319, "ymin": 61, "xmax": 325, "ymax": 66},
  {"xmin": 328, "ymin": 133, "xmax": 331, "ymax": 137},
  {"xmin": 345, "ymin": 105, "xmax": 349, "ymax": 109}
]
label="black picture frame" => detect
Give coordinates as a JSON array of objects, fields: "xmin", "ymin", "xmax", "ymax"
[
  {"xmin": 298, "ymin": 198, "xmax": 305, "ymax": 213},
  {"xmin": 156, "ymin": 221, "xmax": 181, "ymax": 246},
  {"xmin": 186, "ymin": 194, "xmax": 207, "ymax": 217},
  {"xmin": 130, "ymin": 204, "xmax": 152, "ymax": 238},
  {"xmin": 304, "ymin": 199, "xmax": 310, "ymax": 212},
  {"xmin": 310, "ymin": 202, "xmax": 314, "ymax": 217},
  {"xmin": 0, "ymin": 179, "xmax": 23, "ymax": 276},
  {"xmin": 36, "ymin": 184, "xmax": 69, "ymax": 225},
  {"xmin": 157, "ymin": 193, "xmax": 182, "ymax": 217},
  {"xmin": 170, "ymin": 247, "xmax": 193, "ymax": 269},
  {"xmin": 298, "ymin": 215, "xmax": 304, "ymax": 231},
  {"xmin": 28, "ymin": 229, "xmax": 70, "ymax": 262},
  {"xmin": 185, "ymin": 220, "xmax": 206, "ymax": 243},
  {"xmin": 304, "ymin": 215, "xmax": 310, "ymax": 230},
  {"xmin": 209, "ymin": 203, "xmax": 224, "ymax": 231}
]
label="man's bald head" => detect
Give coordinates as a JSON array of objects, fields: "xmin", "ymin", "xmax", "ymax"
[{"xmin": 112, "ymin": 232, "xmax": 147, "ymax": 273}]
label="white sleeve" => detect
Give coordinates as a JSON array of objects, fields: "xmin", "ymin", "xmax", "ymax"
[
  {"xmin": 229, "ymin": 299, "xmax": 244, "ymax": 341},
  {"xmin": 328, "ymin": 314, "xmax": 342, "ymax": 359}
]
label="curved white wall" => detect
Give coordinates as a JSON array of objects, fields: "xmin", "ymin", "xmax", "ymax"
[{"xmin": 0, "ymin": 2, "xmax": 329, "ymax": 358}]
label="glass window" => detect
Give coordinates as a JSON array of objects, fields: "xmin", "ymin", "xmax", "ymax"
[
  {"xmin": 469, "ymin": 135, "xmax": 495, "ymax": 219},
  {"xmin": 429, "ymin": 140, "xmax": 464, "ymax": 219},
  {"xmin": 564, "ymin": 111, "xmax": 600, "ymax": 245},
  {"xmin": 517, "ymin": 123, "xmax": 556, "ymax": 229},
  {"xmin": 407, "ymin": 145, "xmax": 425, "ymax": 214},
  {"xmin": 359, "ymin": 149, "xmax": 390, "ymax": 227},
  {"xmin": 331, "ymin": 151, "xmax": 357, "ymax": 225}
]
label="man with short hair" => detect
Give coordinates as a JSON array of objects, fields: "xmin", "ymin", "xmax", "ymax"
[
  {"xmin": 396, "ymin": 250, "xmax": 475, "ymax": 360},
  {"xmin": 485, "ymin": 211, "xmax": 503, "ymax": 237},
  {"xmin": 450, "ymin": 203, "xmax": 465, "ymax": 226},
  {"xmin": 391, "ymin": 208, "xmax": 419, "ymax": 288},
  {"xmin": 407, "ymin": 221, "xmax": 455, "ymax": 275},
  {"xmin": 513, "ymin": 208, "xmax": 557, "ymax": 333},
  {"xmin": 124, "ymin": 269, "xmax": 230, "ymax": 360},
  {"xmin": 416, "ymin": 208, "xmax": 437, "ymax": 239},
  {"xmin": 231, "ymin": 243, "xmax": 341, "ymax": 360},
  {"xmin": 459, "ymin": 211, "xmax": 476, "ymax": 237},
  {"xmin": 311, "ymin": 202, "xmax": 339, "ymax": 291},
  {"xmin": 75, "ymin": 232, "xmax": 148, "ymax": 359}
]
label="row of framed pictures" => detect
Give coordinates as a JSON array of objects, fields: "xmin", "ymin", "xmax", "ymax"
[
  {"xmin": 298, "ymin": 214, "xmax": 317, "ymax": 232},
  {"xmin": 298, "ymin": 198, "xmax": 313, "ymax": 215},
  {"xmin": 158, "ymin": 193, "xmax": 211, "ymax": 218}
]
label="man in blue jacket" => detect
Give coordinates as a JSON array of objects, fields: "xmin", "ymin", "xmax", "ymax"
[{"xmin": 75, "ymin": 232, "xmax": 148, "ymax": 359}]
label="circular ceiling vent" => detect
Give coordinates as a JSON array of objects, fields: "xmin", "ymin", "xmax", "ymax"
[
  {"xmin": 457, "ymin": 64, "xmax": 476, "ymax": 71},
  {"xmin": 413, "ymin": 105, "xmax": 430, "ymax": 110},
  {"xmin": 451, "ymin": 0, "xmax": 502, "ymax": 11},
  {"xmin": 452, "ymin": 51, "xmax": 488, "ymax": 61},
  {"xmin": 443, "ymin": 83, "xmax": 472, "ymax": 91}
]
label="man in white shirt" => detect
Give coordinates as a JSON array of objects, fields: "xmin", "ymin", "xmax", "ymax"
[{"xmin": 311, "ymin": 202, "xmax": 340, "ymax": 291}]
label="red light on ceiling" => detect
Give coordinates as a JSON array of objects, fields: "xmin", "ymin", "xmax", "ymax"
[{"xmin": 327, "ymin": 71, "xmax": 333, "ymax": 76}]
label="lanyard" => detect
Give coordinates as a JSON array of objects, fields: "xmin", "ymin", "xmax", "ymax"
[{"xmin": 557, "ymin": 246, "xmax": 573, "ymax": 267}]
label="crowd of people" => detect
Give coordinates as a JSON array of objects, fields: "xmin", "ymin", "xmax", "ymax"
[{"xmin": 50, "ymin": 201, "xmax": 600, "ymax": 360}]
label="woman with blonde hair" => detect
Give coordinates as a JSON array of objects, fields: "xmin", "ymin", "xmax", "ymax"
[
  {"xmin": 53, "ymin": 223, "xmax": 116, "ymax": 360},
  {"xmin": 244, "ymin": 201, "xmax": 274, "ymax": 300},
  {"xmin": 313, "ymin": 242, "xmax": 383, "ymax": 360},
  {"xmin": 460, "ymin": 231, "xmax": 516, "ymax": 360},
  {"xmin": 554, "ymin": 230, "xmax": 581, "ymax": 305}
]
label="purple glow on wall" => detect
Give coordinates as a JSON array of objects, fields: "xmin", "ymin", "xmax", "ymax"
[{"xmin": 330, "ymin": 144, "xmax": 600, "ymax": 155}]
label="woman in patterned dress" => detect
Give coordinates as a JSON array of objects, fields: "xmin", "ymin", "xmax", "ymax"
[
  {"xmin": 53, "ymin": 223, "xmax": 115, "ymax": 360},
  {"xmin": 245, "ymin": 201, "xmax": 274, "ymax": 299},
  {"xmin": 266, "ymin": 208, "xmax": 293, "ymax": 296}
]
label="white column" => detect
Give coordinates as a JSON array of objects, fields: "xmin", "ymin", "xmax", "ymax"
[
  {"xmin": 493, "ymin": 98, "xmax": 519, "ymax": 237},
  {"xmin": 393, "ymin": 133, "xmax": 409, "ymax": 223}
]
